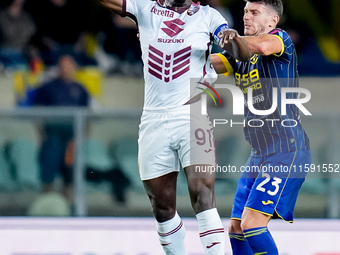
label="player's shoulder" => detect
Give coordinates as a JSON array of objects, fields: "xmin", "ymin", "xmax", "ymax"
[
  {"xmin": 199, "ymin": 4, "xmax": 220, "ymax": 15},
  {"xmin": 130, "ymin": 0, "xmax": 154, "ymax": 4},
  {"xmin": 127, "ymin": 0, "xmax": 154, "ymax": 11},
  {"xmin": 269, "ymin": 28, "xmax": 291, "ymax": 41},
  {"xmin": 196, "ymin": 4, "xmax": 227, "ymax": 28},
  {"xmin": 269, "ymin": 28, "xmax": 294, "ymax": 50}
]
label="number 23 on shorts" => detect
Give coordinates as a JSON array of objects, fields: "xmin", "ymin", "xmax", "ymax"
[{"xmin": 256, "ymin": 173, "xmax": 283, "ymax": 196}]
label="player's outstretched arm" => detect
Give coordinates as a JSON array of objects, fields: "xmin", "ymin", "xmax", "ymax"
[
  {"xmin": 219, "ymin": 29, "xmax": 252, "ymax": 61},
  {"xmin": 241, "ymin": 34, "xmax": 283, "ymax": 56},
  {"xmin": 94, "ymin": 0, "xmax": 124, "ymax": 15}
]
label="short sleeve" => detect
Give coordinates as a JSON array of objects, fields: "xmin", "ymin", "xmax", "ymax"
[
  {"xmin": 124, "ymin": 0, "xmax": 137, "ymax": 17},
  {"xmin": 124, "ymin": 0, "xmax": 152, "ymax": 21},
  {"xmin": 209, "ymin": 7, "xmax": 229, "ymax": 43},
  {"xmin": 215, "ymin": 51, "xmax": 235, "ymax": 77},
  {"xmin": 269, "ymin": 29, "xmax": 294, "ymax": 60}
]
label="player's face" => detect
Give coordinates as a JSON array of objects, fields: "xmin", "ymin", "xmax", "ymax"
[
  {"xmin": 243, "ymin": 2, "xmax": 277, "ymax": 36},
  {"xmin": 59, "ymin": 56, "xmax": 76, "ymax": 80}
]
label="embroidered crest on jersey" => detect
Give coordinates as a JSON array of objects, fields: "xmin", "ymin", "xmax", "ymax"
[
  {"xmin": 250, "ymin": 54, "xmax": 259, "ymax": 64},
  {"xmin": 148, "ymin": 45, "xmax": 191, "ymax": 83},
  {"xmin": 187, "ymin": 2, "xmax": 200, "ymax": 16},
  {"xmin": 162, "ymin": 19, "xmax": 185, "ymax": 37}
]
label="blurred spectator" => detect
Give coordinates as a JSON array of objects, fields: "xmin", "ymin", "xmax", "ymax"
[
  {"xmin": 32, "ymin": 55, "xmax": 89, "ymax": 203},
  {"xmin": 338, "ymin": 15, "xmax": 340, "ymax": 49},
  {"xmin": 279, "ymin": 2, "xmax": 340, "ymax": 76},
  {"xmin": 0, "ymin": 0, "xmax": 37, "ymax": 72},
  {"xmin": 279, "ymin": 12, "xmax": 312, "ymax": 56},
  {"xmin": 227, "ymin": 0, "xmax": 246, "ymax": 34},
  {"xmin": 32, "ymin": 55, "xmax": 130, "ymax": 206},
  {"xmin": 31, "ymin": 0, "xmax": 95, "ymax": 67}
]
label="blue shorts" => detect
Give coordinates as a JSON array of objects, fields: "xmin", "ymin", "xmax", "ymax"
[{"xmin": 231, "ymin": 150, "xmax": 312, "ymax": 222}]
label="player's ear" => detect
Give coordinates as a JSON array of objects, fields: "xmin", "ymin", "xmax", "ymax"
[{"xmin": 270, "ymin": 14, "xmax": 280, "ymax": 28}]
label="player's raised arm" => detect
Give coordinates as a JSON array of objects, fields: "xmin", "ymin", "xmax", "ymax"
[
  {"xmin": 242, "ymin": 34, "xmax": 283, "ymax": 56},
  {"xmin": 219, "ymin": 29, "xmax": 283, "ymax": 58},
  {"xmin": 95, "ymin": 0, "xmax": 124, "ymax": 15},
  {"xmin": 219, "ymin": 29, "xmax": 252, "ymax": 61}
]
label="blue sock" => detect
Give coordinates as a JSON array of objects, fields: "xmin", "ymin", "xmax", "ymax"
[
  {"xmin": 243, "ymin": 227, "xmax": 278, "ymax": 255},
  {"xmin": 229, "ymin": 233, "xmax": 253, "ymax": 255}
]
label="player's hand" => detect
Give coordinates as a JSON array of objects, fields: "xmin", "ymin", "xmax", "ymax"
[
  {"xmin": 217, "ymin": 29, "xmax": 251, "ymax": 61},
  {"xmin": 218, "ymin": 28, "xmax": 240, "ymax": 48}
]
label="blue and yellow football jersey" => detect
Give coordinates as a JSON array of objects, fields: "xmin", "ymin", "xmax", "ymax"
[{"xmin": 216, "ymin": 28, "xmax": 310, "ymax": 156}]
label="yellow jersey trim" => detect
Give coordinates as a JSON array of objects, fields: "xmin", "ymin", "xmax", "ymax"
[
  {"xmin": 272, "ymin": 35, "xmax": 284, "ymax": 57},
  {"xmin": 244, "ymin": 207, "xmax": 294, "ymax": 223},
  {"xmin": 273, "ymin": 150, "xmax": 296, "ymax": 223},
  {"xmin": 275, "ymin": 210, "xmax": 294, "ymax": 223},
  {"xmin": 216, "ymin": 53, "xmax": 234, "ymax": 76},
  {"xmin": 244, "ymin": 207, "xmax": 273, "ymax": 217},
  {"xmin": 230, "ymin": 217, "xmax": 242, "ymax": 221}
]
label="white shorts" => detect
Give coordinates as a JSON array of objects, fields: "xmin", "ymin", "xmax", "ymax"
[{"xmin": 138, "ymin": 101, "xmax": 216, "ymax": 180}]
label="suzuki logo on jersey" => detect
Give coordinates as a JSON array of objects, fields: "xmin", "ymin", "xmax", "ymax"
[
  {"xmin": 162, "ymin": 19, "xmax": 185, "ymax": 38},
  {"xmin": 148, "ymin": 45, "xmax": 191, "ymax": 83}
]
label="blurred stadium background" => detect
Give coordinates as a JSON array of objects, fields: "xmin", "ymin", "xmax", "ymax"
[{"xmin": 0, "ymin": 0, "xmax": 339, "ymax": 254}]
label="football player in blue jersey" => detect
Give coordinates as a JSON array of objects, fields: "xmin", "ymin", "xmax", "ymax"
[{"xmin": 210, "ymin": 0, "xmax": 311, "ymax": 254}]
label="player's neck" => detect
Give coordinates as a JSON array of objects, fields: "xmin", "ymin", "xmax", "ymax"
[
  {"xmin": 254, "ymin": 27, "xmax": 277, "ymax": 36},
  {"xmin": 162, "ymin": 0, "xmax": 191, "ymax": 10}
]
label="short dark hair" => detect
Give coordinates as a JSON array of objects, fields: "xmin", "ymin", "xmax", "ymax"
[{"xmin": 245, "ymin": 0, "xmax": 283, "ymax": 17}]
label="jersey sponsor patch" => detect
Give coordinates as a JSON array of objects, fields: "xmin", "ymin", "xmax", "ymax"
[
  {"xmin": 187, "ymin": 1, "xmax": 200, "ymax": 15},
  {"xmin": 150, "ymin": 6, "xmax": 174, "ymax": 18}
]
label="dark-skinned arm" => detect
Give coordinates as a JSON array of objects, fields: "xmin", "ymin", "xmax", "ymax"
[{"xmin": 219, "ymin": 29, "xmax": 252, "ymax": 61}]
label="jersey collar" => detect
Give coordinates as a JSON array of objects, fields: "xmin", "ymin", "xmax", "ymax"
[{"xmin": 157, "ymin": 0, "xmax": 200, "ymax": 14}]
